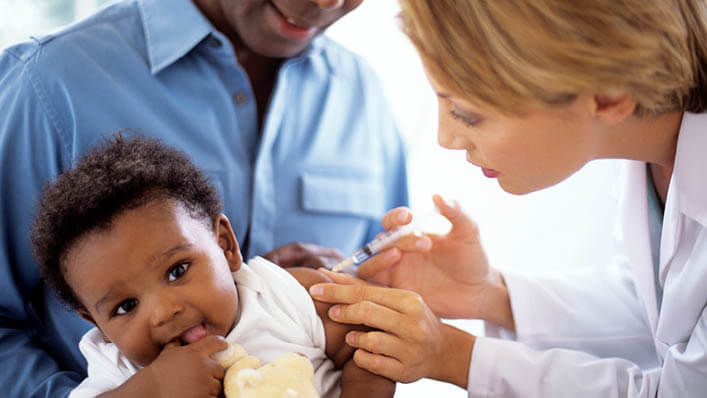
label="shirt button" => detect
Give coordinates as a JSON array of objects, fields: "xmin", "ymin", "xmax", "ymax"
[
  {"xmin": 233, "ymin": 92, "xmax": 248, "ymax": 105},
  {"xmin": 210, "ymin": 37, "xmax": 222, "ymax": 48}
]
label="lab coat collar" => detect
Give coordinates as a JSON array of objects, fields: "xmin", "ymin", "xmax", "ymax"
[
  {"xmin": 618, "ymin": 112, "xmax": 707, "ymax": 331},
  {"xmin": 619, "ymin": 159, "xmax": 659, "ymax": 329},
  {"xmin": 657, "ymin": 112, "xmax": 707, "ymax": 290},
  {"xmin": 138, "ymin": 0, "xmax": 212, "ymax": 74}
]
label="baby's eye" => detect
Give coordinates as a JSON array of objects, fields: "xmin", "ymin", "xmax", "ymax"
[
  {"xmin": 115, "ymin": 299, "xmax": 137, "ymax": 315},
  {"xmin": 168, "ymin": 262, "xmax": 190, "ymax": 282}
]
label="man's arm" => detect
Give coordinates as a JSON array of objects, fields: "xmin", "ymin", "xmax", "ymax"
[
  {"xmin": 0, "ymin": 45, "xmax": 87, "ymax": 396},
  {"xmin": 287, "ymin": 267, "xmax": 395, "ymax": 398}
]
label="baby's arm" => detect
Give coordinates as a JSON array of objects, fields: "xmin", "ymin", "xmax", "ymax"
[{"xmin": 287, "ymin": 267, "xmax": 396, "ymax": 398}]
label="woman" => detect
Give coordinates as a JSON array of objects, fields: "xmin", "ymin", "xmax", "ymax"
[{"xmin": 309, "ymin": 0, "xmax": 707, "ymax": 396}]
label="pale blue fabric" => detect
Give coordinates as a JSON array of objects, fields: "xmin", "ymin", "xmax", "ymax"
[{"xmin": 0, "ymin": 0, "xmax": 409, "ymax": 396}]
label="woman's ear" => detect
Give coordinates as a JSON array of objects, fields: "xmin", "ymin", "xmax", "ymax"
[
  {"xmin": 78, "ymin": 308, "xmax": 112, "ymax": 343},
  {"xmin": 213, "ymin": 213, "xmax": 243, "ymax": 272},
  {"xmin": 591, "ymin": 91, "xmax": 637, "ymax": 124}
]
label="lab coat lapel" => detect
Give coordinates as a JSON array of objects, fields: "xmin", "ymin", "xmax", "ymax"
[
  {"xmin": 619, "ymin": 160, "xmax": 659, "ymax": 331},
  {"xmin": 659, "ymin": 113, "xmax": 707, "ymax": 284}
]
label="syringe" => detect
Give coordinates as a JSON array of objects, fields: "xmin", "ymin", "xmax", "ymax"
[{"xmin": 331, "ymin": 225, "xmax": 418, "ymax": 272}]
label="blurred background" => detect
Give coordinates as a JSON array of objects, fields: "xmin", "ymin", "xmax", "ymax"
[{"xmin": 1, "ymin": 0, "xmax": 621, "ymax": 396}]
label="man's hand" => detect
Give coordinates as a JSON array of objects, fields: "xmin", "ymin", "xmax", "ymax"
[{"xmin": 263, "ymin": 242, "xmax": 343, "ymax": 269}]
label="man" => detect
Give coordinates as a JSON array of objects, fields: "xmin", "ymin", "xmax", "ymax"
[{"xmin": 0, "ymin": 0, "xmax": 408, "ymax": 395}]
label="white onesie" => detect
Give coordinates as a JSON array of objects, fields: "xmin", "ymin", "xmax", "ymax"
[{"xmin": 70, "ymin": 257, "xmax": 341, "ymax": 397}]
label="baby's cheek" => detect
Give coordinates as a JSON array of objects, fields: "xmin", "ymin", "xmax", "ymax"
[{"xmin": 112, "ymin": 329, "xmax": 162, "ymax": 367}]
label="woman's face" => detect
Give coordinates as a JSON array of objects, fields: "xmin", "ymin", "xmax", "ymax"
[{"xmin": 428, "ymin": 72, "xmax": 600, "ymax": 195}]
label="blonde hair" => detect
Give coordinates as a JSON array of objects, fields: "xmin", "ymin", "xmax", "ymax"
[{"xmin": 400, "ymin": 0, "xmax": 707, "ymax": 116}]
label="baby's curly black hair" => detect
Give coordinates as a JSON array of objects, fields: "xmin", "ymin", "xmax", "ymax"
[{"xmin": 31, "ymin": 134, "xmax": 223, "ymax": 311}]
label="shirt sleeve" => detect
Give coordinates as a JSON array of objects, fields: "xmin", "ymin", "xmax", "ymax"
[
  {"xmin": 471, "ymin": 265, "xmax": 707, "ymax": 397},
  {"xmin": 0, "ymin": 43, "xmax": 78, "ymax": 397}
]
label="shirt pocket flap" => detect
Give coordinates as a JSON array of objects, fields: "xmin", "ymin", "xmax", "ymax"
[{"xmin": 300, "ymin": 172, "xmax": 384, "ymax": 219}]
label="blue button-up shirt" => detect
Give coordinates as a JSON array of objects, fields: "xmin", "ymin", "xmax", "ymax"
[{"xmin": 0, "ymin": 0, "xmax": 408, "ymax": 395}]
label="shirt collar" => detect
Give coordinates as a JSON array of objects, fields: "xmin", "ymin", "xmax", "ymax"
[
  {"xmin": 138, "ymin": 0, "xmax": 213, "ymax": 74},
  {"xmin": 138, "ymin": 0, "xmax": 328, "ymax": 74}
]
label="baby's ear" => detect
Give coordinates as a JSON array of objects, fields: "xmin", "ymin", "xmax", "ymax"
[
  {"xmin": 78, "ymin": 308, "xmax": 112, "ymax": 343},
  {"xmin": 213, "ymin": 213, "xmax": 243, "ymax": 272}
]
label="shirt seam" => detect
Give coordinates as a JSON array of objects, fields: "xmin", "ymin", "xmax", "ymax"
[{"xmin": 25, "ymin": 46, "xmax": 71, "ymax": 160}]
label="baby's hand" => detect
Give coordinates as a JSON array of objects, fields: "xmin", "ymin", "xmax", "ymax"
[{"xmin": 144, "ymin": 335, "xmax": 228, "ymax": 397}]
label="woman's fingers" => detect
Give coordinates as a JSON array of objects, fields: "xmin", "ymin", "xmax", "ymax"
[
  {"xmin": 310, "ymin": 283, "xmax": 425, "ymax": 315},
  {"xmin": 356, "ymin": 233, "xmax": 432, "ymax": 281},
  {"xmin": 317, "ymin": 268, "xmax": 367, "ymax": 285},
  {"xmin": 355, "ymin": 247, "xmax": 399, "ymax": 281},
  {"xmin": 328, "ymin": 299, "xmax": 408, "ymax": 332},
  {"xmin": 432, "ymin": 194, "xmax": 479, "ymax": 240},
  {"xmin": 381, "ymin": 207, "xmax": 413, "ymax": 230},
  {"xmin": 352, "ymin": 349, "xmax": 406, "ymax": 382},
  {"xmin": 346, "ymin": 330, "xmax": 408, "ymax": 357}
]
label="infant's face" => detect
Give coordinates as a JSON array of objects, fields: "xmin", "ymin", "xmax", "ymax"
[{"xmin": 65, "ymin": 199, "xmax": 240, "ymax": 366}]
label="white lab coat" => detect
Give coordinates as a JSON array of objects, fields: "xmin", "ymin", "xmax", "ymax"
[{"xmin": 468, "ymin": 112, "xmax": 707, "ymax": 397}]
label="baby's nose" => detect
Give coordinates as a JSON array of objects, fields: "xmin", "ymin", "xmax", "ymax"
[{"xmin": 150, "ymin": 294, "xmax": 184, "ymax": 327}]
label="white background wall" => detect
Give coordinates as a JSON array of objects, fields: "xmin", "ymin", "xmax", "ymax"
[{"xmin": 2, "ymin": 1, "xmax": 622, "ymax": 396}]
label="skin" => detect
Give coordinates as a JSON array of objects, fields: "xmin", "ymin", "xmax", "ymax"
[
  {"xmin": 192, "ymin": 0, "xmax": 363, "ymax": 128},
  {"xmin": 310, "ymin": 65, "xmax": 684, "ymax": 387},
  {"xmin": 66, "ymin": 198, "xmax": 393, "ymax": 397},
  {"xmin": 190, "ymin": 0, "xmax": 364, "ymax": 269}
]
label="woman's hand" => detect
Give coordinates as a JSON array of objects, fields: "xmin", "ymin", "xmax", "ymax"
[
  {"xmin": 310, "ymin": 271, "xmax": 475, "ymax": 388},
  {"xmin": 357, "ymin": 195, "xmax": 513, "ymax": 329}
]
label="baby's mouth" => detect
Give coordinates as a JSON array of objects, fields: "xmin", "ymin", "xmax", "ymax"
[{"xmin": 179, "ymin": 323, "xmax": 208, "ymax": 345}]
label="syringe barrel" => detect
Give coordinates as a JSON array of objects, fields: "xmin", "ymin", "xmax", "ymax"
[{"xmin": 366, "ymin": 226, "xmax": 414, "ymax": 254}]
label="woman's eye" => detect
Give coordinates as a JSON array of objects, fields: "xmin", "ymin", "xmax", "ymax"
[
  {"xmin": 115, "ymin": 299, "xmax": 137, "ymax": 315},
  {"xmin": 450, "ymin": 109, "xmax": 479, "ymax": 127},
  {"xmin": 168, "ymin": 263, "xmax": 190, "ymax": 282}
]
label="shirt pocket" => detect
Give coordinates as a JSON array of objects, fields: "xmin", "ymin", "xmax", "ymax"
[{"xmin": 299, "ymin": 171, "xmax": 385, "ymax": 219}]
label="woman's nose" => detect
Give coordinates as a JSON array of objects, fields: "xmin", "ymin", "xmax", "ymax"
[
  {"xmin": 438, "ymin": 127, "xmax": 469, "ymax": 150},
  {"xmin": 150, "ymin": 294, "xmax": 183, "ymax": 327},
  {"xmin": 309, "ymin": 0, "xmax": 345, "ymax": 9}
]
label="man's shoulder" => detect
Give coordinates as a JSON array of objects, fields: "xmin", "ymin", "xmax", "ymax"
[
  {"xmin": 310, "ymin": 35, "xmax": 379, "ymax": 81},
  {"xmin": 2, "ymin": 0, "xmax": 144, "ymax": 73}
]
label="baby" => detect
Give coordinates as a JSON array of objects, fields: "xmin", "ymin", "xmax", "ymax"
[{"xmin": 31, "ymin": 135, "xmax": 393, "ymax": 398}]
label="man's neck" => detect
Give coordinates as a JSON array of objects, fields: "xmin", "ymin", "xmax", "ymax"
[{"xmin": 192, "ymin": 0, "xmax": 282, "ymax": 131}]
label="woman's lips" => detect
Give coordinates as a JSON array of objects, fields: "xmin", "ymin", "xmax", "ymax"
[{"xmin": 482, "ymin": 168, "xmax": 500, "ymax": 178}]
